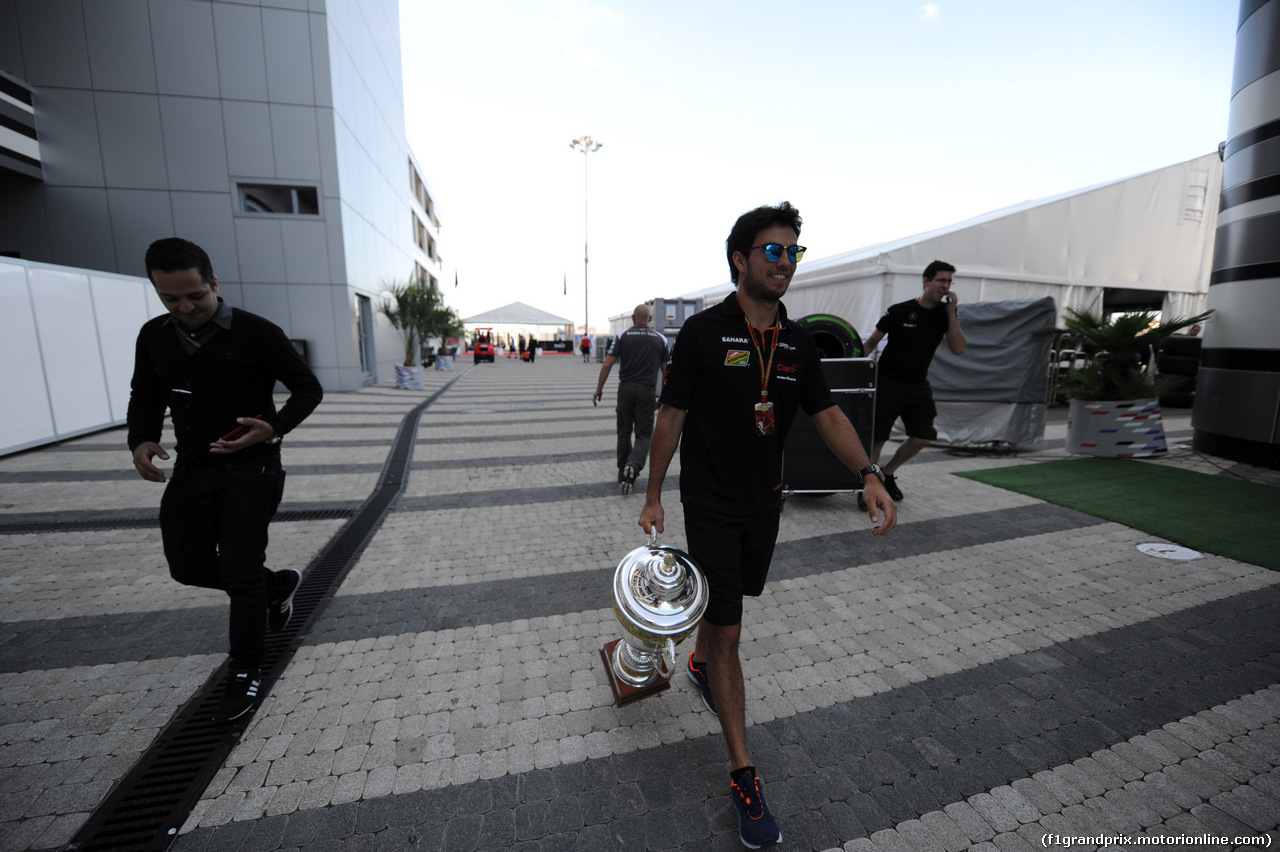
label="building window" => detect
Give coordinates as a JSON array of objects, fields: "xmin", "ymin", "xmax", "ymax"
[
  {"xmin": 409, "ymin": 158, "xmax": 436, "ymax": 225},
  {"xmin": 238, "ymin": 183, "xmax": 319, "ymax": 215}
]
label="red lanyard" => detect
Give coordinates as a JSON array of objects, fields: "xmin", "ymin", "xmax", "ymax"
[{"xmin": 744, "ymin": 315, "xmax": 780, "ymax": 404}]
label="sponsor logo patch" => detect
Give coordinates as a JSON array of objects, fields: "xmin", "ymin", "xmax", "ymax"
[{"xmin": 724, "ymin": 350, "xmax": 751, "ymax": 367}]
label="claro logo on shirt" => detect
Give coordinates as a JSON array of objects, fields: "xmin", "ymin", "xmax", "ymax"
[{"xmin": 724, "ymin": 350, "xmax": 751, "ymax": 367}]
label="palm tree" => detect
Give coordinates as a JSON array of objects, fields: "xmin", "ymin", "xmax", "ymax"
[
  {"xmin": 379, "ymin": 278, "xmax": 435, "ymax": 366},
  {"xmin": 1041, "ymin": 308, "xmax": 1212, "ymax": 400}
]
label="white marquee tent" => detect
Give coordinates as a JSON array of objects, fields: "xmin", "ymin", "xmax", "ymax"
[
  {"xmin": 462, "ymin": 301, "xmax": 574, "ymax": 327},
  {"xmin": 461, "ymin": 301, "xmax": 575, "ymax": 344},
  {"xmin": 685, "ymin": 152, "xmax": 1222, "ymax": 339}
]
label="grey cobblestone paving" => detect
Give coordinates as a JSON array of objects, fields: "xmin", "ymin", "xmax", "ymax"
[{"xmin": 2, "ymin": 358, "xmax": 1278, "ymax": 851}]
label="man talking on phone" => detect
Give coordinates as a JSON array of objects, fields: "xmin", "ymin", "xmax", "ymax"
[
  {"xmin": 861, "ymin": 260, "xmax": 966, "ymax": 501},
  {"xmin": 127, "ymin": 237, "xmax": 322, "ymax": 722}
]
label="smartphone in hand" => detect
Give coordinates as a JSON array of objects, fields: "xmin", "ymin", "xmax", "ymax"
[{"xmin": 220, "ymin": 415, "xmax": 262, "ymax": 441}]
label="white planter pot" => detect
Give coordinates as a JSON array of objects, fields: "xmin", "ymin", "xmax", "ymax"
[
  {"xmin": 1066, "ymin": 398, "xmax": 1167, "ymax": 457},
  {"xmin": 394, "ymin": 365, "xmax": 424, "ymax": 390}
]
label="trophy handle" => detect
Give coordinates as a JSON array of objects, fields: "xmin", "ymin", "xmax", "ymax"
[
  {"xmin": 655, "ymin": 637, "xmax": 677, "ymax": 679},
  {"xmin": 648, "ymin": 526, "xmax": 658, "ymax": 547}
]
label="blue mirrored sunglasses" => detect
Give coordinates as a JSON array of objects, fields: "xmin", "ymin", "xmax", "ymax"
[{"xmin": 749, "ymin": 243, "xmax": 807, "ymax": 263}]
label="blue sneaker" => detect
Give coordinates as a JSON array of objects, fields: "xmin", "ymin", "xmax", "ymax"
[
  {"xmin": 687, "ymin": 653, "xmax": 716, "ymax": 715},
  {"xmin": 730, "ymin": 767, "xmax": 781, "ymax": 848}
]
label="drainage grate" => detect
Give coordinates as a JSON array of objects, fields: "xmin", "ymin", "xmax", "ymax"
[
  {"xmin": 64, "ymin": 372, "xmax": 468, "ymax": 852},
  {"xmin": 0, "ymin": 508, "xmax": 354, "ymax": 536}
]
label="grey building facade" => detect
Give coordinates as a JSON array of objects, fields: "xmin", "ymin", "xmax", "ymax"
[{"xmin": 0, "ymin": 0, "xmax": 440, "ymax": 391}]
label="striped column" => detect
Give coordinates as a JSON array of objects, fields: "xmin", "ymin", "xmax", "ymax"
[
  {"xmin": 1195, "ymin": 0, "xmax": 1280, "ymax": 467},
  {"xmin": 0, "ymin": 71, "xmax": 39, "ymax": 179}
]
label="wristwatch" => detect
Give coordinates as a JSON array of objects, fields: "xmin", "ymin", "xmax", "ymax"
[
  {"xmin": 858, "ymin": 464, "xmax": 885, "ymax": 485},
  {"xmin": 265, "ymin": 434, "xmax": 282, "ymax": 445}
]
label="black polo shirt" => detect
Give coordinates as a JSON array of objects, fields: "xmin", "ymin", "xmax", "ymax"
[{"xmin": 660, "ymin": 292, "xmax": 835, "ymax": 515}]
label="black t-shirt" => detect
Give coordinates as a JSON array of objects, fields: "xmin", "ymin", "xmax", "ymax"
[
  {"xmin": 875, "ymin": 299, "xmax": 952, "ymax": 384},
  {"xmin": 660, "ymin": 293, "xmax": 835, "ymax": 515}
]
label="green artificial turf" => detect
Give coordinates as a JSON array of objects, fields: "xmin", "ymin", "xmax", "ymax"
[{"xmin": 955, "ymin": 457, "xmax": 1280, "ymax": 571}]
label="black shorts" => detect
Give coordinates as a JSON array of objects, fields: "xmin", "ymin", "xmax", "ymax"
[
  {"xmin": 683, "ymin": 503, "xmax": 781, "ymax": 626},
  {"xmin": 873, "ymin": 375, "xmax": 937, "ymax": 442}
]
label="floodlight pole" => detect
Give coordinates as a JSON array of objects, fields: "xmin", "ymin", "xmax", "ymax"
[{"xmin": 570, "ymin": 135, "xmax": 602, "ymax": 336}]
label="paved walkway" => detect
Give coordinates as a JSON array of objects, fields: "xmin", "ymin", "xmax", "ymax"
[{"xmin": 2, "ymin": 354, "xmax": 1279, "ymax": 852}]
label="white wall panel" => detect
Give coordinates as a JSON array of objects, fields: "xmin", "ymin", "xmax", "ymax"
[
  {"xmin": 0, "ymin": 263, "xmax": 56, "ymax": 454},
  {"xmin": 1, "ymin": 259, "xmax": 157, "ymax": 455},
  {"xmin": 92, "ymin": 274, "xmax": 155, "ymax": 421},
  {"xmin": 27, "ymin": 266, "xmax": 114, "ymax": 437}
]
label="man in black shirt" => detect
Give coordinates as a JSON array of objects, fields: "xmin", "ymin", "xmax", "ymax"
[
  {"xmin": 592, "ymin": 304, "xmax": 668, "ymax": 494},
  {"xmin": 862, "ymin": 260, "xmax": 967, "ymax": 500},
  {"xmin": 127, "ymin": 238, "xmax": 323, "ymax": 723},
  {"xmin": 639, "ymin": 202, "xmax": 895, "ymax": 849}
]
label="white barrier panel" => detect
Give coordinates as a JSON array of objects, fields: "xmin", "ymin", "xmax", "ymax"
[
  {"xmin": 0, "ymin": 262, "xmax": 57, "ymax": 453},
  {"xmin": 0, "ymin": 258, "xmax": 161, "ymax": 456},
  {"xmin": 94, "ymin": 273, "xmax": 156, "ymax": 422},
  {"xmin": 29, "ymin": 266, "xmax": 114, "ymax": 437}
]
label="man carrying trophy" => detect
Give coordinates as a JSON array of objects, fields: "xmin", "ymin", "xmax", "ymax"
[{"xmin": 638, "ymin": 201, "xmax": 896, "ymax": 849}]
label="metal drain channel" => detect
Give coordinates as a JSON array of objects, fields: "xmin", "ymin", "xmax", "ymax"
[{"xmin": 64, "ymin": 372, "xmax": 469, "ymax": 852}]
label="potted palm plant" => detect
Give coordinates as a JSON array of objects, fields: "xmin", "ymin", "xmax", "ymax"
[
  {"xmin": 1040, "ymin": 307, "xmax": 1212, "ymax": 457},
  {"xmin": 421, "ymin": 296, "xmax": 465, "ymax": 371},
  {"xmin": 379, "ymin": 278, "xmax": 434, "ymax": 389}
]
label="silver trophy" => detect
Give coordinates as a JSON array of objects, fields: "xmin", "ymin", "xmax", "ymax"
[{"xmin": 600, "ymin": 528, "xmax": 708, "ymax": 706}]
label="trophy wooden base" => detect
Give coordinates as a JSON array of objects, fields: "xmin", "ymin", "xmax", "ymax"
[{"xmin": 600, "ymin": 638, "xmax": 671, "ymax": 707}]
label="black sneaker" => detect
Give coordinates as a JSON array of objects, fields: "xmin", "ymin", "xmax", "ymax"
[
  {"xmin": 268, "ymin": 569, "xmax": 302, "ymax": 633},
  {"xmin": 619, "ymin": 464, "xmax": 638, "ymax": 495},
  {"xmin": 214, "ymin": 669, "xmax": 262, "ymax": 723},
  {"xmin": 730, "ymin": 767, "xmax": 782, "ymax": 848},
  {"xmin": 687, "ymin": 652, "xmax": 717, "ymax": 715},
  {"xmin": 882, "ymin": 473, "xmax": 904, "ymax": 501}
]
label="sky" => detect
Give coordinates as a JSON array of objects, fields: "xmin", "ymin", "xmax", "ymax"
[{"xmin": 400, "ymin": 1, "xmax": 1239, "ymax": 333}]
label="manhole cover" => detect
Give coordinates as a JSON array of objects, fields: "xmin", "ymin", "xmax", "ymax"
[{"xmin": 1135, "ymin": 542, "xmax": 1203, "ymax": 561}]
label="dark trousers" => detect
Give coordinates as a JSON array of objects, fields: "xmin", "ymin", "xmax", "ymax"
[
  {"xmin": 616, "ymin": 381, "xmax": 656, "ymax": 472},
  {"xmin": 159, "ymin": 457, "xmax": 288, "ymax": 671}
]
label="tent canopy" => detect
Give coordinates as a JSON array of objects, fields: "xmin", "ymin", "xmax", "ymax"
[
  {"xmin": 681, "ymin": 153, "xmax": 1222, "ymax": 338},
  {"xmin": 462, "ymin": 301, "xmax": 574, "ymax": 327}
]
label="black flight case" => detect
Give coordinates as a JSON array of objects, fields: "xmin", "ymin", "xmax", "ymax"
[{"xmin": 781, "ymin": 357, "xmax": 877, "ymax": 499}]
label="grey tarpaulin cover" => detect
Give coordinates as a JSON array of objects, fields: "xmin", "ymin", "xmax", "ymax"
[{"xmin": 924, "ymin": 297, "xmax": 1055, "ymax": 446}]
